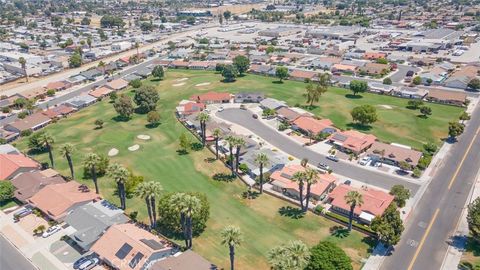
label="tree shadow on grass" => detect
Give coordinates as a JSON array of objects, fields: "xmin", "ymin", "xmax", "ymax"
[
  {"xmin": 330, "ymin": 225, "xmax": 350, "ymax": 238},
  {"xmin": 190, "ymin": 142, "xmax": 204, "ymax": 151},
  {"xmin": 221, "ymin": 79, "xmax": 237, "ymax": 83},
  {"xmin": 278, "ymin": 206, "xmax": 305, "ymax": 219},
  {"xmin": 145, "ymin": 123, "xmax": 160, "ymax": 129},
  {"xmin": 362, "ymin": 236, "xmax": 379, "ymax": 253},
  {"xmin": 242, "ymin": 190, "xmax": 261, "ymax": 200},
  {"xmin": 346, "ymin": 122, "xmax": 373, "ymax": 131},
  {"xmin": 176, "ymin": 149, "xmax": 189, "ymax": 155},
  {"xmin": 112, "ymin": 115, "xmax": 131, "ymax": 122},
  {"xmin": 417, "ymin": 115, "xmax": 428, "ymax": 119},
  {"xmin": 272, "ymin": 80, "xmax": 284, "ymax": 84},
  {"xmin": 345, "ymin": 94, "xmax": 363, "ymax": 99},
  {"xmin": 212, "ymin": 173, "xmax": 236, "ymax": 182},
  {"xmin": 463, "ymin": 236, "xmax": 480, "ymax": 256},
  {"xmin": 298, "ymin": 104, "xmax": 319, "ymax": 111}
]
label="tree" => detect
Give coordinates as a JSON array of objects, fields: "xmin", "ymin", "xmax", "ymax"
[
  {"xmin": 100, "ymin": 15, "xmax": 125, "ymax": 28},
  {"xmin": 40, "ymin": 133, "xmax": 55, "ymax": 168},
  {"xmin": 129, "ymin": 79, "xmax": 142, "ymax": 88},
  {"xmin": 81, "ymin": 17, "xmax": 91, "ymax": 25},
  {"xmin": 407, "ymin": 100, "xmax": 423, "ymax": 109},
  {"xmin": 60, "ymin": 143, "xmax": 75, "ymax": 179},
  {"xmin": 196, "ymin": 112, "xmax": 210, "ymax": 146},
  {"xmin": 86, "ymin": 37, "xmax": 92, "ymax": 49},
  {"xmin": 107, "ymin": 163, "xmax": 129, "ymax": 210},
  {"xmin": 376, "ymin": 58, "xmax": 388, "ymax": 64},
  {"xmin": 94, "ymin": 119, "xmax": 104, "ymax": 129},
  {"xmin": 68, "ymin": 53, "xmax": 82, "ymax": 68},
  {"xmin": 215, "ymin": 63, "xmax": 225, "ymax": 73},
  {"xmin": 468, "ymin": 197, "xmax": 480, "ymax": 242},
  {"xmin": 170, "ymin": 193, "xmax": 200, "ymax": 249},
  {"xmin": 371, "ymin": 204, "xmax": 404, "ymax": 246},
  {"xmin": 134, "ymin": 85, "xmax": 160, "ymax": 113},
  {"xmin": 0, "ymin": 181, "xmax": 15, "ymax": 202},
  {"xmin": 448, "ymin": 122, "xmax": 464, "ymax": 140},
  {"xmin": 221, "ymin": 225, "xmax": 243, "ymax": 270},
  {"xmin": 267, "ymin": 240, "xmax": 311, "ymax": 270},
  {"xmin": 18, "ymin": 57, "xmax": 28, "ymax": 82},
  {"xmin": 383, "ymin": 77, "xmax": 392, "ymax": 85},
  {"xmin": 351, "ymin": 105, "xmax": 378, "ymax": 126},
  {"xmin": 223, "ymin": 10, "xmax": 232, "ymax": 22},
  {"xmin": 136, "ymin": 181, "xmax": 163, "ymax": 228},
  {"xmin": 225, "ymin": 136, "xmax": 237, "ymax": 174},
  {"xmin": 349, "ymin": 80, "xmax": 368, "ymax": 96},
  {"xmin": 303, "ymin": 168, "xmax": 319, "ymax": 212},
  {"xmin": 179, "ymin": 133, "xmax": 190, "ymax": 153},
  {"xmin": 233, "ymin": 55, "xmax": 250, "ymax": 76},
  {"xmin": 389, "ymin": 185, "xmax": 410, "ymax": 208},
  {"xmin": 98, "ymin": 61, "xmax": 106, "ymax": 75},
  {"xmin": 304, "ymin": 80, "xmax": 327, "ymax": 108},
  {"xmin": 398, "ymin": 160, "xmax": 411, "ymax": 172},
  {"xmin": 254, "ymin": 153, "xmax": 269, "ymax": 194},
  {"xmin": 233, "ymin": 137, "xmax": 245, "ymax": 174},
  {"xmin": 460, "ymin": 112, "xmax": 471, "ymax": 123},
  {"xmin": 114, "ymin": 94, "xmax": 134, "ymax": 119},
  {"xmin": 213, "ymin": 128, "xmax": 222, "ymax": 160},
  {"xmin": 468, "ymin": 78, "xmax": 480, "ymax": 90},
  {"xmin": 305, "ymin": 241, "xmax": 352, "ymax": 270},
  {"xmin": 412, "ymin": 76, "xmax": 422, "ymax": 85},
  {"xmin": 345, "ymin": 191, "xmax": 363, "ymax": 231},
  {"xmin": 419, "ymin": 106, "xmax": 432, "ymax": 118},
  {"xmin": 292, "ymin": 171, "xmax": 306, "ymax": 210},
  {"xmin": 222, "ymin": 65, "xmax": 238, "ymax": 82},
  {"xmin": 147, "ymin": 111, "xmax": 161, "ymax": 127},
  {"xmin": 83, "ymin": 153, "xmax": 101, "ymax": 194},
  {"xmin": 151, "ymin": 65, "xmax": 165, "ymax": 80},
  {"xmin": 275, "ymin": 66, "xmax": 289, "ymax": 82}
]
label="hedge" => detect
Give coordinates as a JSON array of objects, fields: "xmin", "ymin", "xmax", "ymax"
[{"xmin": 325, "ymin": 211, "xmax": 376, "ymax": 234}]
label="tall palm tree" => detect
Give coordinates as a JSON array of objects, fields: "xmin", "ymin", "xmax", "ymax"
[
  {"xmin": 107, "ymin": 163, "xmax": 130, "ymax": 210},
  {"xmin": 196, "ymin": 112, "xmax": 210, "ymax": 146},
  {"xmin": 233, "ymin": 137, "xmax": 245, "ymax": 174},
  {"xmin": 225, "ymin": 136, "xmax": 236, "ymax": 174},
  {"xmin": 40, "ymin": 133, "xmax": 55, "ymax": 168},
  {"xmin": 291, "ymin": 171, "xmax": 306, "ymax": 210},
  {"xmin": 134, "ymin": 41, "xmax": 140, "ymax": 58},
  {"xmin": 267, "ymin": 240, "xmax": 310, "ymax": 270},
  {"xmin": 254, "ymin": 153, "xmax": 269, "ymax": 193},
  {"xmin": 221, "ymin": 226, "xmax": 243, "ymax": 270},
  {"xmin": 98, "ymin": 61, "xmax": 106, "ymax": 75},
  {"xmin": 345, "ymin": 190, "xmax": 364, "ymax": 231},
  {"xmin": 170, "ymin": 193, "xmax": 188, "ymax": 247},
  {"xmin": 136, "ymin": 182, "xmax": 154, "ymax": 227},
  {"xmin": 303, "ymin": 168, "xmax": 318, "ymax": 212},
  {"xmin": 60, "ymin": 143, "xmax": 75, "ymax": 179},
  {"xmin": 184, "ymin": 194, "xmax": 200, "ymax": 249},
  {"xmin": 83, "ymin": 153, "xmax": 101, "ymax": 194},
  {"xmin": 18, "ymin": 57, "xmax": 28, "ymax": 82},
  {"xmin": 212, "ymin": 128, "xmax": 222, "ymax": 160},
  {"xmin": 150, "ymin": 181, "xmax": 162, "ymax": 227}
]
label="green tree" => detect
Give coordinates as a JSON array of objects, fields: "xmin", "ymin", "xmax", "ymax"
[
  {"xmin": 81, "ymin": 17, "xmax": 91, "ymax": 25},
  {"xmin": 412, "ymin": 76, "xmax": 422, "ymax": 85},
  {"xmin": 233, "ymin": 137, "xmax": 246, "ymax": 174},
  {"xmin": 107, "ymin": 163, "xmax": 129, "ymax": 209},
  {"xmin": 225, "ymin": 136, "xmax": 237, "ymax": 174},
  {"xmin": 113, "ymin": 94, "xmax": 134, "ymax": 119},
  {"xmin": 303, "ymin": 168, "xmax": 319, "ymax": 212},
  {"xmin": 169, "ymin": 193, "xmax": 201, "ymax": 249},
  {"xmin": 398, "ymin": 160, "xmax": 411, "ymax": 172},
  {"xmin": 221, "ymin": 225, "xmax": 243, "ymax": 270},
  {"xmin": 448, "ymin": 122, "xmax": 464, "ymax": 140},
  {"xmin": 222, "ymin": 65, "xmax": 238, "ymax": 82},
  {"xmin": 407, "ymin": 100, "xmax": 424, "ymax": 109},
  {"xmin": 83, "ymin": 153, "xmax": 101, "ymax": 194},
  {"xmin": 60, "ymin": 143, "xmax": 75, "ymax": 179},
  {"xmin": 304, "ymin": 75, "xmax": 328, "ymax": 108},
  {"xmin": 233, "ymin": 55, "xmax": 250, "ymax": 76},
  {"xmin": 266, "ymin": 46, "xmax": 275, "ymax": 54},
  {"xmin": 151, "ymin": 65, "xmax": 165, "ymax": 80},
  {"xmin": 0, "ymin": 181, "xmax": 15, "ymax": 202},
  {"xmin": 147, "ymin": 111, "xmax": 161, "ymax": 127},
  {"xmin": 18, "ymin": 56, "xmax": 28, "ymax": 82},
  {"xmin": 305, "ymin": 241, "xmax": 352, "ymax": 270},
  {"xmin": 129, "ymin": 79, "xmax": 142, "ymax": 88},
  {"xmin": 275, "ymin": 66, "xmax": 289, "ymax": 82},
  {"xmin": 134, "ymin": 85, "xmax": 159, "ymax": 113},
  {"xmin": 186, "ymin": 16, "xmax": 196, "ymax": 25},
  {"xmin": 196, "ymin": 112, "xmax": 210, "ymax": 146},
  {"xmin": 179, "ymin": 133, "xmax": 190, "ymax": 153},
  {"xmin": 223, "ymin": 11, "xmax": 232, "ymax": 22},
  {"xmin": 468, "ymin": 197, "xmax": 480, "ymax": 242},
  {"xmin": 460, "ymin": 112, "xmax": 471, "ymax": 123},
  {"xmin": 254, "ymin": 153, "xmax": 269, "ymax": 194},
  {"xmin": 212, "ymin": 128, "xmax": 222, "ymax": 160},
  {"xmin": 351, "ymin": 105, "xmax": 378, "ymax": 126},
  {"xmin": 136, "ymin": 181, "xmax": 163, "ymax": 228},
  {"xmin": 345, "ymin": 191, "xmax": 363, "ymax": 231},
  {"xmin": 389, "ymin": 185, "xmax": 410, "ymax": 208},
  {"xmin": 468, "ymin": 78, "xmax": 480, "ymax": 90},
  {"xmin": 383, "ymin": 77, "xmax": 392, "ymax": 85},
  {"xmin": 94, "ymin": 119, "xmax": 104, "ymax": 129},
  {"xmin": 98, "ymin": 61, "xmax": 106, "ymax": 75},
  {"xmin": 68, "ymin": 53, "xmax": 82, "ymax": 68},
  {"xmin": 419, "ymin": 106, "xmax": 432, "ymax": 118},
  {"xmin": 371, "ymin": 204, "xmax": 404, "ymax": 246},
  {"xmin": 349, "ymin": 80, "xmax": 368, "ymax": 96},
  {"xmin": 376, "ymin": 58, "xmax": 388, "ymax": 64},
  {"xmin": 39, "ymin": 133, "xmax": 55, "ymax": 168},
  {"xmin": 292, "ymin": 171, "xmax": 306, "ymax": 210},
  {"xmin": 267, "ymin": 240, "xmax": 311, "ymax": 270}
]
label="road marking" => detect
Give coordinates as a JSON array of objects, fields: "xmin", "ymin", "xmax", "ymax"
[
  {"xmin": 448, "ymin": 127, "xmax": 480, "ymax": 190},
  {"xmin": 407, "ymin": 208, "xmax": 440, "ymax": 270},
  {"xmin": 407, "ymin": 239, "xmax": 418, "ymax": 247},
  {"xmin": 417, "ymin": 221, "xmax": 427, "ymax": 228}
]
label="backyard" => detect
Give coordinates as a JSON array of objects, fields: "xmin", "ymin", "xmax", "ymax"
[{"xmin": 13, "ymin": 70, "xmax": 380, "ymax": 270}]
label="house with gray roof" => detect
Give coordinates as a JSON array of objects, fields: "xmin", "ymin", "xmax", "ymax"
[
  {"xmin": 234, "ymin": 92, "xmax": 265, "ymax": 103},
  {"xmin": 123, "ymin": 73, "xmax": 143, "ymax": 82},
  {"xmin": 240, "ymin": 148, "xmax": 289, "ymax": 178},
  {"xmin": 64, "ymin": 95, "xmax": 97, "ymax": 109},
  {"xmin": 260, "ymin": 98, "xmax": 286, "ymax": 110},
  {"xmin": 65, "ymin": 200, "xmax": 129, "ymax": 251}
]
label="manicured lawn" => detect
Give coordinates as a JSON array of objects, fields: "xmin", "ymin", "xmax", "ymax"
[
  {"xmin": 460, "ymin": 238, "xmax": 480, "ymax": 269},
  {"xmin": 13, "ymin": 71, "xmax": 375, "ymax": 270},
  {"xmin": 0, "ymin": 199, "xmax": 19, "ymax": 210}
]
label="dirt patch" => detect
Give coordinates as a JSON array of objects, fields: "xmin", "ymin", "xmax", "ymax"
[
  {"xmin": 128, "ymin": 145, "xmax": 140, "ymax": 151},
  {"xmin": 108, "ymin": 148, "xmax": 119, "ymax": 156},
  {"xmin": 137, "ymin": 134, "xmax": 151, "ymax": 140},
  {"xmin": 173, "ymin": 83, "xmax": 186, "ymax": 87},
  {"xmin": 195, "ymin": 82, "xmax": 211, "ymax": 87},
  {"xmin": 175, "ymin": 78, "xmax": 189, "ymax": 82}
]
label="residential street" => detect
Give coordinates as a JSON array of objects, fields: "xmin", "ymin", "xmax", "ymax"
[
  {"xmin": 380, "ymin": 104, "xmax": 480, "ymax": 270},
  {"xmin": 0, "ymin": 234, "xmax": 37, "ymax": 270},
  {"xmin": 217, "ymin": 108, "xmax": 421, "ymax": 194}
]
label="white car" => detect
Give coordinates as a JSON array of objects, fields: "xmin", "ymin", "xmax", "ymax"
[
  {"xmin": 218, "ymin": 106, "xmax": 224, "ymax": 112},
  {"xmin": 359, "ymin": 156, "xmax": 371, "ymax": 166},
  {"xmin": 42, "ymin": 225, "xmax": 61, "ymax": 238},
  {"xmin": 78, "ymin": 258, "xmax": 99, "ymax": 270}
]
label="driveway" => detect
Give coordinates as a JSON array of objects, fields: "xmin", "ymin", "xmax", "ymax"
[
  {"xmin": 217, "ymin": 108, "xmax": 420, "ymax": 194},
  {"xmin": 388, "ymin": 64, "xmax": 420, "ymax": 83}
]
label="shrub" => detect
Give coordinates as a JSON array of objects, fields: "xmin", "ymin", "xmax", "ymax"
[{"xmin": 238, "ymin": 163, "xmax": 249, "ymax": 174}]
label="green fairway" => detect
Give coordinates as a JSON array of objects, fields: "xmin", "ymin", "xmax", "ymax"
[{"xmin": 14, "ymin": 69, "xmax": 462, "ymax": 269}]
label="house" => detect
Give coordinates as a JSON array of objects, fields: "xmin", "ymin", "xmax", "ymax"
[
  {"xmin": 249, "ymin": 64, "xmax": 275, "ymax": 76},
  {"xmin": 188, "ymin": 61, "xmax": 215, "ymax": 70},
  {"xmin": 0, "ymin": 154, "xmax": 40, "ymax": 180},
  {"xmin": 426, "ymin": 89, "xmax": 467, "ymax": 106},
  {"xmin": 28, "ymin": 181, "xmax": 99, "ymax": 221},
  {"xmin": 151, "ymin": 250, "xmax": 217, "ymax": 270},
  {"xmin": 0, "ymin": 128, "xmax": 19, "ymax": 143},
  {"xmin": 270, "ymin": 164, "xmax": 336, "ymax": 201},
  {"xmin": 240, "ymin": 148, "xmax": 289, "ymax": 179},
  {"xmin": 89, "ymin": 86, "xmax": 113, "ymax": 99},
  {"xmin": 276, "ymin": 107, "xmax": 303, "ymax": 122},
  {"xmin": 358, "ymin": 63, "xmax": 390, "ymax": 75},
  {"xmin": 65, "ymin": 200, "xmax": 129, "ymax": 251},
  {"xmin": 176, "ymin": 100, "xmax": 206, "ymax": 116},
  {"xmin": 310, "ymin": 57, "xmax": 341, "ymax": 70},
  {"xmin": 79, "ymin": 69, "xmax": 102, "ymax": 81},
  {"xmin": 170, "ymin": 60, "xmax": 190, "ymax": 69},
  {"xmin": 366, "ymin": 142, "xmax": 423, "ymax": 168},
  {"xmin": 91, "ymin": 223, "xmax": 175, "ymax": 270},
  {"xmin": 292, "ymin": 116, "xmax": 337, "ymax": 136},
  {"xmin": 45, "ymin": 80, "xmax": 72, "ymax": 91},
  {"xmin": 327, "ymin": 185, "xmax": 394, "ymax": 224},
  {"xmin": 4, "ymin": 112, "xmax": 52, "ymax": 133},
  {"xmin": 444, "ymin": 66, "xmax": 478, "ymax": 89},
  {"xmin": 190, "ymin": 92, "xmax": 231, "ymax": 104},
  {"xmin": 363, "ymin": 52, "xmax": 387, "ymax": 60},
  {"xmin": 123, "ymin": 74, "xmax": 143, "ymax": 82},
  {"xmin": 234, "ymin": 92, "xmax": 265, "ymax": 103},
  {"xmin": 64, "ymin": 94, "xmax": 97, "ymax": 109},
  {"xmin": 328, "ymin": 130, "xmax": 377, "ymax": 154},
  {"xmin": 0, "ymin": 144, "xmax": 21, "ymax": 155},
  {"xmin": 392, "ymin": 86, "xmax": 429, "ymax": 99},
  {"xmin": 260, "ymin": 98, "xmax": 286, "ymax": 110},
  {"xmin": 18, "ymin": 88, "xmax": 49, "ymax": 100},
  {"xmin": 332, "ymin": 63, "xmax": 357, "ymax": 74},
  {"xmin": 289, "ymin": 69, "xmax": 317, "ymax": 81},
  {"xmin": 106, "ymin": 78, "xmax": 129, "ymax": 91},
  {"xmin": 41, "ymin": 105, "xmax": 76, "ymax": 119},
  {"xmin": 134, "ymin": 67, "xmax": 153, "ymax": 78},
  {"xmin": 11, "ymin": 171, "xmax": 65, "ymax": 202},
  {"xmin": 368, "ymin": 82, "xmax": 396, "ymax": 94}
]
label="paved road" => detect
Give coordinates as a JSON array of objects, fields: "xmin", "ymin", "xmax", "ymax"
[
  {"xmin": 0, "ymin": 234, "xmax": 37, "ymax": 270},
  {"xmin": 217, "ymin": 108, "xmax": 420, "ymax": 194},
  {"xmin": 381, "ymin": 104, "xmax": 480, "ymax": 270}
]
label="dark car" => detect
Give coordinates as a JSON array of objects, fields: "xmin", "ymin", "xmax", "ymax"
[
  {"xmin": 344, "ymin": 180, "xmax": 351, "ymax": 185},
  {"xmin": 406, "ymin": 70, "xmax": 414, "ymax": 77},
  {"xmin": 252, "ymin": 114, "xmax": 258, "ymax": 119}
]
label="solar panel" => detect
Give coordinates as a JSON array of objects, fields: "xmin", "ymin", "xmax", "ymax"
[
  {"xmin": 140, "ymin": 239, "xmax": 164, "ymax": 250},
  {"xmin": 115, "ymin": 243, "xmax": 133, "ymax": 259},
  {"xmin": 129, "ymin": 252, "xmax": 144, "ymax": 269}
]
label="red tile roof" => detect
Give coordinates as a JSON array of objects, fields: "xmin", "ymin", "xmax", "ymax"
[
  {"xmin": 289, "ymin": 69, "xmax": 317, "ymax": 79},
  {"xmin": 270, "ymin": 165, "xmax": 336, "ymax": 197},
  {"xmin": 183, "ymin": 102, "xmax": 205, "ymax": 115},
  {"xmin": 0, "ymin": 154, "xmax": 40, "ymax": 179},
  {"xmin": 293, "ymin": 116, "xmax": 335, "ymax": 134},
  {"xmin": 329, "ymin": 130, "xmax": 377, "ymax": 153},
  {"xmin": 328, "ymin": 185, "xmax": 394, "ymax": 217}
]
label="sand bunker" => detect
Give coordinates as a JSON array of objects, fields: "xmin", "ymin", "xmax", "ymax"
[
  {"xmin": 195, "ymin": 82, "xmax": 211, "ymax": 87},
  {"xmin": 128, "ymin": 145, "xmax": 140, "ymax": 151},
  {"xmin": 173, "ymin": 83, "xmax": 186, "ymax": 87},
  {"xmin": 137, "ymin": 134, "xmax": 151, "ymax": 140},
  {"xmin": 379, "ymin": 105, "xmax": 393, "ymax": 109},
  {"xmin": 175, "ymin": 78, "xmax": 189, "ymax": 82},
  {"xmin": 108, "ymin": 148, "xmax": 119, "ymax": 156}
]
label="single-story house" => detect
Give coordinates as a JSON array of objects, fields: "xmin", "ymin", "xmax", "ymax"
[
  {"xmin": 234, "ymin": 92, "xmax": 265, "ymax": 103},
  {"xmin": 106, "ymin": 78, "xmax": 129, "ymax": 91},
  {"xmin": 89, "ymin": 86, "xmax": 113, "ymax": 99},
  {"xmin": 392, "ymin": 86, "xmax": 428, "ymax": 99},
  {"xmin": 188, "ymin": 61, "xmax": 215, "ymax": 70},
  {"xmin": 64, "ymin": 94, "xmax": 97, "ymax": 109},
  {"xmin": 41, "ymin": 105, "xmax": 76, "ymax": 119},
  {"xmin": 11, "ymin": 171, "xmax": 65, "ymax": 202},
  {"xmin": 289, "ymin": 69, "xmax": 317, "ymax": 81},
  {"xmin": 276, "ymin": 107, "xmax": 303, "ymax": 122},
  {"xmin": 134, "ymin": 67, "xmax": 153, "ymax": 78},
  {"xmin": 328, "ymin": 130, "xmax": 377, "ymax": 154},
  {"xmin": 366, "ymin": 141, "xmax": 423, "ymax": 168},
  {"xmin": 240, "ymin": 148, "xmax": 289, "ymax": 179},
  {"xmin": 79, "ymin": 69, "xmax": 102, "ymax": 81},
  {"xmin": 260, "ymin": 98, "xmax": 286, "ymax": 110},
  {"xmin": 4, "ymin": 112, "xmax": 52, "ymax": 133},
  {"xmin": 327, "ymin": 184, "xmax": 394, "ymax": 224},
  {"xmin": 123, "ymin": 74, "xmax": 143, "ymax": 82},
  {"xmin": 368, "ymin": 82, "xmax": 396, "ymax": 94},
  {"xmin": 292, "ymin": 116, "xmax": 337, "ymax": 136},
  {"xmin": 0, "ymin": 154, "xmax": 40, "ymax": 180},
  {"xmin": 176, "ymin": 101, "xmax": 206, "ymax": 116},
  {"xmin": 190, "ymin": 92, "xmax": 231, "ymax": 104},
  {"xmin": 0, "ymin": 144, "xmax": 21, "ymax": 155},
  {"xmin": 45, "ymin": 80, "xmax": 72, "ymax": 91},
  {"xmin": 18, "ymin": 88, "xmax": 49, "ymax": 100},
  {"xmin": 310, "ymin": 57, "xmax": 341, "ymax": 70},
  {"xmin": 426, "ymin": 89, "xmax": 467, "ymax": 106},
  {"xmin": 0, "ymin": 128, "xmax": 19, "ymax": 143},
  {"xmin": 249, "ymin": 64, "xmax": 275, "ymax": 76},
  {"xmin": 358, "ymin": 63, "xmax": 390, "ymax": 75},
  {"xmin": 170, "ymin": 60, "xmax": 190, "ymax": 69},
  {"xmin": 363, "ymin": 52, "xmax": 387, "ymax": 60},
  {"xmin": 151, "ymin": 250, "xmax": 217, "ymax": 270},
  {"xmin": 444, "ymin": 66, "xmax": 478, "ymax": 89},
  {"xmin": 332, "ymin": 63, "xmax": 357, "ymax": 74}
]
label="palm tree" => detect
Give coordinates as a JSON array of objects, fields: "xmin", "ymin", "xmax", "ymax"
[
  {"xmin": 233, "ymin": 137, "xmax": 245, "ymax": 174},
  {"xmin": 134, "ymin": 41, "xmax": 140, "ymax": 57},
  {"xmin": 291, "ymin": 171, "xmax": 306, "ymax": 210},
  {"xmin": 18, "ymin": 57, "xmax": 28, "ymax": 82},
  {"xmin": 225, "ymin": 136, "xmax": 236, "ymax": 174},
  {"xmin": 254, "ymin": 153, "xmax": 269, "ymax": 193},
  {"xmin": 40, "ymin": 133, "xmax": 55, "ymax": 168},
  {"xmin": 212, "ymin": 128, "xmax": 222, "ymax": 160},
  {"xmin": 267, "ymin": 240, "xmax": 310, "ymax": 270},
  {"xmin": 60, "ymin": 143, "xmax": 75, "ymax": 179},
  {"xmin": 98, "ymin": 61, "xmax": 106, "ymax": 75},
  {"xmin": 83, "ymin": 153, "xmax": 101, "ymax": 194},
  {"xmin": 221, "ymin": 226, "xmax": 243, "ymax": 270},
  {"xmin": 345, "ymin": 190, "xmax": 364, "ymax": 231},
  {"xmin": 136, "ymin": 181, "xmax": 163, "ymax": 228},
  {"xmin": 303, "ymin": 168, "xmax": 318, "ymax": 212},
  {"xmin": 170, "ymin": 193, "xmax": 188, "ymax": 247},
  {"xmin": 86, "ymin": 37, "xmax": 92, "ymax": 49},
  {"xmin": 107, "ymin": 163, "xmax": 130, "ymax": 210},
  {"xmin": 150, "ymin": 181, "xmax": 162, "ymax": 227},
  {"xmin": 170, "ymin": 193, "xmax": 201, "ymax": 249},
  {"xmin": 196, "ymin": 112, "xmax": 210, "ymax": 146}
]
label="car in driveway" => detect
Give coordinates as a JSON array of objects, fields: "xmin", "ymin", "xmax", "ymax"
[
  {"xmin": 78, "ymin": 258, "xmax": 99, "ymax": 270},
  {"xmin": 317, "ymin": 162, "xmax": 330, "ymax": 171},
  {"xmin": 42, "ymin": 225, "xmax": 61, "ymax": 238},
  {"xmin": 13, "ymin": 206, "xmax": 33, "ymax": 221},
  {"xmin": 326, "ymin": 154, "xmax": 339, "ymax": 162},
  {"xmin": 359, "ymin": 156, "xmax": 371, "ymax": 166}
]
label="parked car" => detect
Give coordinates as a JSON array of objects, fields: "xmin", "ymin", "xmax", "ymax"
[
  {"xmin": 74, "ymin": 256, "xmax": 93, "ymax": 269},
  {"xmin": 359, "ymin": 156, "xmax": 371, "ymax": 166},
  {"xmin": 326, "ymin": 154, "xmax": 339, "ymax": 162},
  {"xmin": 344, "ymin": 180, "xmax": 352, "ymax": 185},
  {"xmin": 240, "ymin": 104, "xmax": 247, "ymax": 110},
  {"xmin": 218, "ymin": 106, "xmax": 224, "ymax": 112},
  {"xmin": 317, "ymin": 162, "xmax": 330, "ymax": 171},
  {"xmin": 252, "ymin": 114, "xmax": 258, "ymax": 119},
  {"xmin": 78, "ymin": 258, "xmax": 99, "ymax": 270},
  {"xmin": 13, "ymin": 207, "xmax": 33, "ymax": 221},
  {"xmin": 42, "ymin": 225, "xmax": 61, "ymax": 238}
]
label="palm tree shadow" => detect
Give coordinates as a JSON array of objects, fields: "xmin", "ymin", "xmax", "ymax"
[
  {"xmin": 278, "ymin": 206, "xmax": 305, "ymax": 219},
  {"xmin": 346, "ymin": 122, "xmax": 373, "ymax": 131},
  {"xmin": 272, "ymin": 81, "xmax": 284, "ymax": 84},
  {"xmin": 330, "ymin": 225, "xmax": 350, "ymax": 238},
  {"xmin": 345, "ymin": 94, "xmax": 363, "ymax": 99}
]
